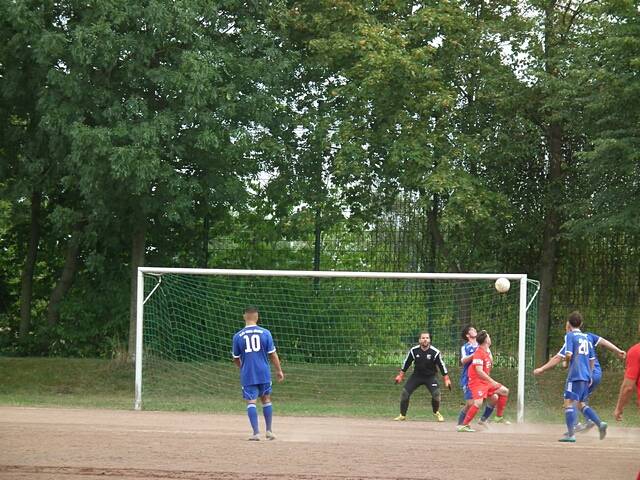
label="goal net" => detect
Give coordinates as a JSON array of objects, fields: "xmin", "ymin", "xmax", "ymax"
[{"xmin": 135, "ymin": 269, "xmax": 540, "ymax": 422}]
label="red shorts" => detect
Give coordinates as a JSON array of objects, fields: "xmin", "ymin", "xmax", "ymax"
[{"xmin": 468, "ymin": 382, "xmax": 502, "ymax": 400}]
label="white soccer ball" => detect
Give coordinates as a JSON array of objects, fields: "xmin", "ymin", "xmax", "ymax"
[{"xmin": 495, "ymin": 277, "xmax": 510, "ymax": 293}]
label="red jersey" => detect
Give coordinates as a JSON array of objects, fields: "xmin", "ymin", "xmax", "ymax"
[
  {"xmin": 624, "ymin": 342, "xmax": 640, "ymax": 406},
  {"xmin": 468, "ymin": 347, "xmax": 493, "ymax": 387}
]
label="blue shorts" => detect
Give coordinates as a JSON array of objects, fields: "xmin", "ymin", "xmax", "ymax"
[
  {"xmin": 588, "ymin": 369, "xmax": 602, "ymax": 396},
  {"xmin": 462, "ymin": 384, "xmax": 473, "ymax": 401},
  {"xmin": 242, "ymin": 382, "xmax": 272, "ymax": 400},
  {"xmin": 564, "ymin": 380, "xmax": 590, "ymax": 402}
]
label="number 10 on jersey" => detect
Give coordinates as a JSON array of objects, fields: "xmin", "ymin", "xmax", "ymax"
[{"xmin": 244, "ymin": 334, "xmax": 261, "ymax": 353}]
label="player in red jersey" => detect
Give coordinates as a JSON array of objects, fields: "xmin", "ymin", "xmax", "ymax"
[
  {"xmin": 457, "ymin": 330, "xmax": 509, "ymax": 432},
  {"xmin": 618, "ymin": 327, "xmax": 640, "ymax": 480},
  {"xmin": 613, "ymin": 340, "xmax": 640, "ymax": 422}
]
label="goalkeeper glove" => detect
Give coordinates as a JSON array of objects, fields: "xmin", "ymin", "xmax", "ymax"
[
  {"xmin": 394, "ymin": 371, "xmax": 405, "ymax": 384},
  {"xmin": 443, "ymin": 374, "xmax": 452, "ymax": 390}
]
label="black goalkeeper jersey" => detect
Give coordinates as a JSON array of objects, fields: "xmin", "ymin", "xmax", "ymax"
[{"xmin": 401, "ymin": 345, "xmax": 448, "ymax": 378}]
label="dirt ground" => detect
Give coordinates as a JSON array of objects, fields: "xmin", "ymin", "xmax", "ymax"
[{"xmin": 0, "ymin": 406, "xmax": 638, "ymax": 480}]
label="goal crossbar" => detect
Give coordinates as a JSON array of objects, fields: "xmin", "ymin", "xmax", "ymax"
[
  {"xmin": 135, "ymin": 268, "xmax": 538, "ymax": 423},
  {"xmin": 138, "ymin": 267, "xmax": 528, "ymax": 280}
]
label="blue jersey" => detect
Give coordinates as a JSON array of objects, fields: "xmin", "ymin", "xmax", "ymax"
[
  {"xmin": 557, "ymin": 331, "xmax": 602, "ymax": 373},
  {"xmin": 232, "ymin": 325, "xmax": 276, "ymax": 387},
  {"xmin": 558, "ymin": 330, "xmax": 595, "ymax": 382},
  {"xmin": 586, "ymin": 332, "xmax": 602, "ymax": 373},
  {"xmin": 460, "ymin": 342, "xmax": 479, "ymax": 387}
]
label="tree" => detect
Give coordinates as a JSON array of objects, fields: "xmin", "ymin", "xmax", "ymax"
[
  {"xmin": 571, "ymin": 0, "xmax": 640, "ymax": 235},
  {"xmin": 0, "ymin": 1, "xmax": 65, "ymax": 342},
  {"xmin": 33, "ymin": 0, "xmax": 294, "ymax": 356}
]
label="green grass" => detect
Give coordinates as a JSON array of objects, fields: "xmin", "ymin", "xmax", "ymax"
[{"xmin": 0, "ymin": 357, "xmax": 638, "ymax": 426}]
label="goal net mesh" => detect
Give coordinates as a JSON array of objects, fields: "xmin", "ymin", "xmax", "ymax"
[{"xmin": 140, "ymin": 273, "xmax": 540, "ymax": 417}]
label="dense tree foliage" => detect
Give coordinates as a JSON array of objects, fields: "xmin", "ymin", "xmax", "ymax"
[{"xmin": 0, "ymin": 0, "xmax": 638, "ymax": 359}]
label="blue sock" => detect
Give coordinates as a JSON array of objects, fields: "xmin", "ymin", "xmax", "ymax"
[
  {"xmin": 565, "ymin": 407, "xmax": 577, "ymax": 436},
  {"xmin": 247, "ymin": 404, "xmax": 259, "ymax": 434},
  {"xmin": 457, "ymin": 409, "xmax": 467, "ymax": 425},
  {"xmin": 263, "ymin": 402, "xmax": 273, "ymax": 431},
  {"xmin": 481, "ymin": 406, "xmax": 495, "ymax": 421},
  {"xmin": 582, "ymin": 406, "xmax": 602, "ymax": 427}
]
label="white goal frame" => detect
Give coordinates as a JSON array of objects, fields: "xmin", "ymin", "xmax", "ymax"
[{"xmin": 135, "ymin": 268, "xmax": 539, "ymax": 423}]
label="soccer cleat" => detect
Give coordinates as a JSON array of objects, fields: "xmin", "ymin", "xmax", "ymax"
[
  {"xmin": 266, "ymin": 430, "xmax": 276, "ymax": 440},
  {"xmin": 558, "ymin": 435, "xmax": 576, "ymax": 443},
  {"xmin": 457, "ymin": 424, "xmax": 475, "ymax": 433},
  {"xmin": 434, "ymin": 411, "xmax": 445, "ymax": 422},
  {"xmin": 493, "ymin": 416, "xmax": 511, "ymax": 425},
  {"xmin": 394, "ymin": 414, "xmax": 406, "ymax": 421},
  {"xmin": 577, "ymin": 420, "xmax": 596, "ymax": 433},
  {"xmin": 477, "ymin": 419, "xmax": 489, "ymax": 429},
  {"xmin": 598, "ymin": 422, "xmax": 608, "ymax": 440},
  {"xmin": 248, "ymin": 433, "xmax": 261, "ymax": 441}
]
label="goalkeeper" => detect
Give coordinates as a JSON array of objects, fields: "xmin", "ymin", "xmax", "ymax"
[{"xmin": 394, "ymin": 331, "xmax": 451, "ymax": 422}]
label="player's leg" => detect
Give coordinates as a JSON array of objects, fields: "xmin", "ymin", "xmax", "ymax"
[
  {"xmin": 242, "ymin": 385, "xmax": 261, "ymax": 440},
  {"xmin": 577, "ymin": 369, "xmax": 602, "ymax": 433},
  {"xmin": 397, "ymin": 375, "xmax": 421, "ymax": 419},
  {"xmin": 259, "ymin": 383, "xmax": 275, "ymax": 440},
  {"xmin": 577, "ymin": 382, "xmax": 607, "ymax": 440},
  {"xmin": 459, "ymin": 386, "xmax": 485, "ymax": 431},
  {"xmin": 478, "ymin": 394, "xmax": 498, "ymax": 425},
  {"xmin": 560, "ymin": 398, "xmax": 578, "ymax": 442},
  {"xmin": 459, "ymin": 398, "xmax": 482, "ymax": 431},
  {"xmin": 457, "ymin": 386, "xmax": 473, "ymax": 425},
  {"xmin": 493, "ymin": 385, "xmax": 509, "ymax": 423},
  {"xmin": 560, "ymin": 381, "xmax": 580, "ymax": 442},
  {"xmin": 425, "ymin": 377, "xmax": 444, "ymax": 422}
]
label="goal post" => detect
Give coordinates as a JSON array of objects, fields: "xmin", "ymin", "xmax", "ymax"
[{"xmin": 134, "ymin": 268, "xmax": 540, "ymax": 423}]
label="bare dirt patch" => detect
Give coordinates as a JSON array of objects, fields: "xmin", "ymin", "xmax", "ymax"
[{"xmin": 0, "ymin": 407, "xmax": 638, "ymax": 479}]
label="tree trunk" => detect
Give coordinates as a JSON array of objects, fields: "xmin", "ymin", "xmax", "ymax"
[
  {"xmin": 313, "ymin": 206, "xmax": 322, "ymax": 291},
  {"xmin": 46, "ymin": 232, "xmax": 82, "ymax": 327},
  {"xmin": 426, "ymin": 194, "xmax": 470, "ymax": 329},
  {"xmin": 19, "ymin": 191, "xmax": 42, "ymax": 339},
  {"xmin": 535, "ymin": 3, "xmax": 565, "ymax": 365},
  {"xmin": 536, "ymin": 122, "xmax": 563, "ymax": 364},
  {"xmin": 128, "ymin": 225, "xmax": 146, "ymax": 359},
  {"xmin": 313, "ymin": 207, "xmax": 322, "ymax": 271},
  {"xmin": 202, "ymin": 213, "xmax": 210, "ymax": 268}
]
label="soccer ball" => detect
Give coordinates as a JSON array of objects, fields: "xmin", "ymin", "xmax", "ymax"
[{"xmin": 495, "ymin": 277, "xmax": 510, "ymax": 293}]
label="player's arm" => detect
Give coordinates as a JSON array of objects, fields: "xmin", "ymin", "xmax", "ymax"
[
  {"xmin": 436, "ymin": 351, "xmax": 451, "ymax": 390},
  {"xmin": 614, "ymin": 377, "xmax": 636, "ymax": 421},
  {"xmin": 460, "ymin": 346, "xmax": 473, "ymax": 365},
  {"xmin": 533, "ymin": 354, "xmax": 563, "ymax": 376},
  {"xmin": 395, "ymin": 349, "xmax": 414, "ymax": 383},
  {"xmin": 473, "ymin": 364, "xmax": 499, "ymax": 387},
  {"xmin": 563, "ymin": 333, "xmax": 573, "ymax": 365},
  {"xmin": 269, "ymin": 351, "xmax": 284, "ymax": 382},
  {"xmin": 614, "ymin": 346, "xmax": 640, "ymax": 421},
  {"xmin": 232, "ymin": 336, "xmax": 241, "ymax": 368},
  {"xmin": 597, "ymin": 337, "xmax": 626, "ymax": 360}
]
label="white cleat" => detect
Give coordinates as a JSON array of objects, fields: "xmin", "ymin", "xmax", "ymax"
[
  {"xmin": 248, "ymin": 433, "xmax": 260, "ymax": 441},
  {"xmin": 266, "ymin": 430, "xmax": 276, "ymax": 440}
]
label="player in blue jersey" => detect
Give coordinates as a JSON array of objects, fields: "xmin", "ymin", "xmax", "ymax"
[
  {"xmin": 562, "ymin": 330, "xmax": 624, "ymax": 432},
  {"xmin": 457, "ymin": 326, "xmax": 478, "ymax": 425},
  {"xmin": 534, "ymin": 320, "xmax": 625, "ymax": 435},
  {"xmin": 533, "ymin": 311, "xmax": 607, "ymax": 442},
  {"xmin": 232, "ymin": 306, "xmax": 284, "ymax": 441}
]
